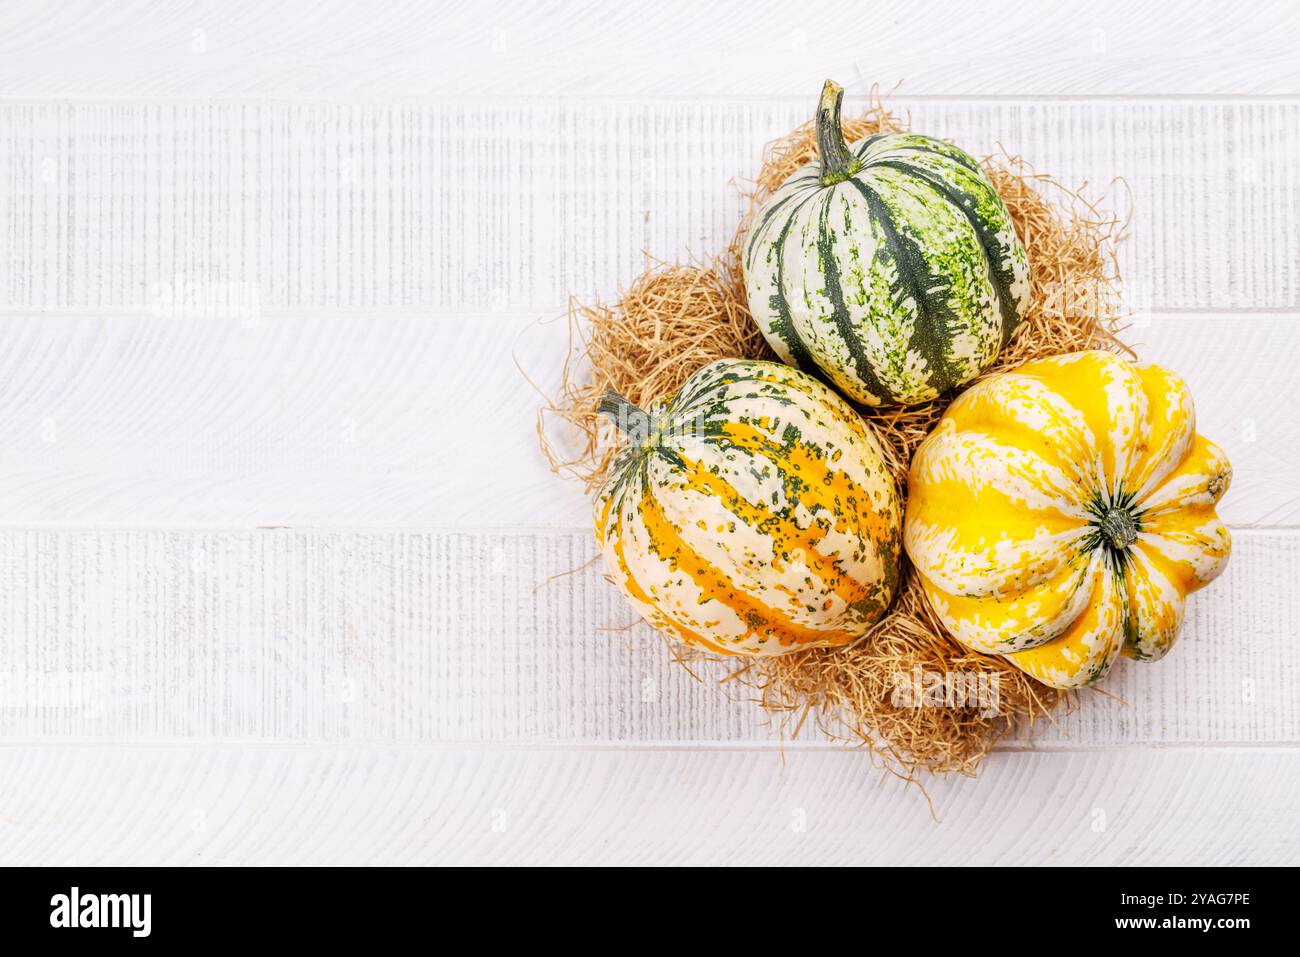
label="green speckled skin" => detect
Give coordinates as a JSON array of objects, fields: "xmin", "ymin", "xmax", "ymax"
[
  {"xmin": 593, "ymin": 358, "xmax": 903, "ymax": 656},
  {"xmin": 743, "ymin": 131, "xmax": 1030, "ymax": 407}
]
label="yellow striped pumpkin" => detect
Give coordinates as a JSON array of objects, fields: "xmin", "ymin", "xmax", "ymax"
[
  {"xmin": 904, "ymin": 351, "xmax": 1232, "ymax": 689},
  {"xmin": 595, "ymin": 358, "xmax": 902, "ymax": 656}
]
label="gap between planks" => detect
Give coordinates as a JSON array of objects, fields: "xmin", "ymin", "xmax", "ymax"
[{"xmin": 1, "ymin": 738, "xmax": 1299, "ymax": 753}]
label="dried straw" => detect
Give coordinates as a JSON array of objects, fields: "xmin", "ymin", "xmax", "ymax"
[
  {"xmin": 538, "ymin": 88, "xmax": 1129, "ymax": 778},
  {"xmin": 538, "ymin": 262, "xmax": 774, "ymax": 493}
]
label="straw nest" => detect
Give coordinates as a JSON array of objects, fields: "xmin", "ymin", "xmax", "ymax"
[{"xmin": 538, "ymin": 90, "xmax": 1130, "ymax": 781}]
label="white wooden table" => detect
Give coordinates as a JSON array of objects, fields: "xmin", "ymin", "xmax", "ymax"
[{"xmin": 1, "ymin": 0, "xmax": 1297, "ymax": 865}]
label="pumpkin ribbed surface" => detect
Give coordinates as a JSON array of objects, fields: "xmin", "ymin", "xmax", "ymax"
[
  {"xmin": 904, "ymin": 350, "xmax": 1232, "ymax": 689},
  {"xmin": 595, "ymin": 359, "xmax": 902, "ymax": 656}
]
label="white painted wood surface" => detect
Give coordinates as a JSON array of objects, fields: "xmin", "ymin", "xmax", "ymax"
[
  {"xmin": 0, "ymin": 0, "xmax": 1297, "ymax": 98},
  {"xmin": 2, "ymin": 100, "xmax": 1296, "ymax": 312},
  {"xmin": 2, "ymin": 746, "xmax": 1296, "ymax": 865},
  {"xmin": 0, "ymin": 0, "xmax": 1298, "ymax": 865}
]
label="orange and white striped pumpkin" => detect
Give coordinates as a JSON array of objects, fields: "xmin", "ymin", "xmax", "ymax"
[
  {"xmin": 904, "ymin": 350, "xmax": 1232, "ymax": 689},
  {"xmin": 595, "ymin": 358, "xmax": 902, "ymax": 656}
]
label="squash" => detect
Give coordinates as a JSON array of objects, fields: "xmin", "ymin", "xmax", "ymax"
[
  {"xmin": 904, "ymin": 350, "xmax": 1232, "ymax": 689},
  {"xmin": 595, "ymin": 358, "xmax": 902, "ymax": 656},
  {"xmin": 743, "ymin": 80, "xmax": 1030, "ymax": 407}
]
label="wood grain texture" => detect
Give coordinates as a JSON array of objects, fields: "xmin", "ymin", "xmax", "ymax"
[
  {"xmin": 0, "ymin": 528, "xmax": 1291, "ymax": 746},
  {"xmin": 1, "ymin": 100, "xmax": 1297, "ymax": 313},
  {"xmin": 0, "ymin": 745, "xmax": 1296, "ymax": 865},
  {"xmin": 0, "ymin": 314, "xmax": 1293, "ymax": 527},
  {"xmin": 0, "ymin": 0, "xmax": 1297, "ymax": 98}
]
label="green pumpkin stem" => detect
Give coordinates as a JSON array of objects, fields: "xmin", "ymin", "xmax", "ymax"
[
  {"xmin": 598, "ymin": 391, "xmax": 653, "ymax": 445},
  {"xmin": 816, "ymin": 79, "xmax": 858, "ymax": 185},
  {"xmin": 1099, "ymin": 507, "xmax": 1139, "ymax": 551}
]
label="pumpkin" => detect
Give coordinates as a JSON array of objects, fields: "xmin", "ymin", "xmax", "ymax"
[
  {"xmin": 904, "ymin": 350, "xmax": 1232, "ymax": 689},
  {"xmin": 743, "ymin": 80, "xmax": 1030, "ymax": 407},
  {"xmin": 594, "ymin": 358, "xmax": 902, "ymax": 656}
]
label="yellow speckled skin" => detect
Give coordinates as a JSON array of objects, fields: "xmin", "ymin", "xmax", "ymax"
[
  {"xmin": 595, "ymin": 359, "xmax": 902, "ymax": 657},
  {"xmin": 904, "ymin": 351, "xmax": 1232, "ymax": 689}
]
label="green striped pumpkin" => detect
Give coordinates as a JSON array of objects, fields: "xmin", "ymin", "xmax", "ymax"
[{"xmin": 743, "ymin": 81, "xmax": 1030, "ymax": 407}]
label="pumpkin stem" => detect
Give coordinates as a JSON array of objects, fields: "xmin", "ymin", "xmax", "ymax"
[
  {"xmin": 598, "ymin": 391, "xmax": 653, "ymax": 446},
  {"xmin": 816, "ymin": 79, "xmax": 859, "ymax": 185},
  {"xmin": 1099, "ymin": 507, "xmax": 1139, "ymax": 551}
]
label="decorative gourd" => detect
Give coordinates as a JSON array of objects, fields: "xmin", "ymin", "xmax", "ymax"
[
  {"xmin": 904, "ymin": 350, "xmax": 1232, "ymax": 689},
  {"xmin": 743, "ymin": 80, "xmax": 1030, "ymax": 407},
  {"xmin": 595, "ymin": 358, "xmax": 902, "ymax": 656}
]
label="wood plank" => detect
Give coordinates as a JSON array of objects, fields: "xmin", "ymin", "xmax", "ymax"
[
  {"xmin": 0, "ymin": 745, "xmax": 1296, "ymax": 864},
  {"xmin": 1, "ymin": 101, "xmax": 1296, "ymax": 313},
  {"xmin": 1125, "ymin": 315, "xmax": 1300, "ymax": 529},
  {"xmin": 0, "ymin": 0, "xmax": 1297, "ymax": 98},
  {"xmin": 0, "ymin": 528, "xmax": 1292, "ymax": 746},
  {"xmin": 0, "ymin": 313, "xmax": 1293, "ymax": 528}
]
